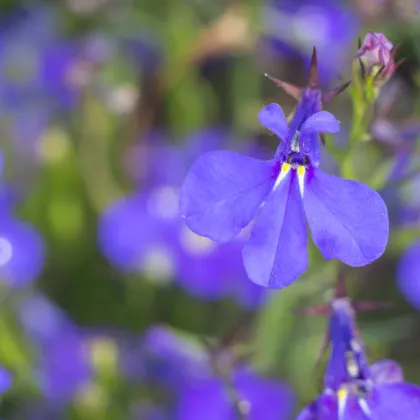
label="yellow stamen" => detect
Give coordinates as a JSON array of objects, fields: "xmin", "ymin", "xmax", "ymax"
[
  {"xmin": 281, "ymin": 163, "xmax": 291, "ymax": 173},
  {"xmin": 337, "ymin": 387, "xmax": 348, "ymax": 419},
  {"xmin": 337, "ymin": 387, "xmax": 347, "ymax": 402}
]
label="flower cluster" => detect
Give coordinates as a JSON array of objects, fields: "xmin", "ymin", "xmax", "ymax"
[
  {"xmin": 0, "ymin": 0, "xmax": 419, "ymax": 418},
  {"xmin": 177, "ymin": 32, "xmax": 420, "ymax": 418}
]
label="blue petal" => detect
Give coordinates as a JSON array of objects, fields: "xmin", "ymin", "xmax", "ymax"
[
  {"xmin": 303, "ymin": 168, "xmax": 389, "ymax": 266},
  {"xmin": 258, "ymin": 103, "xmax": 289, "ymax": 140},
  {"xmin": 176, "ymin": 369, "xmax": 295, "ymax": 420},
  {"xmin": 141, "ymin": 326, "xmax": 209, "ymax": 387},
  {"xmin": 300, "ymin": 111, "xmax": 340, "ymax": 134},
  {"xmin": 233, "ymin": 369, "xmax": 295, "ymax": 420},
  {"xmin": 98, "ymin": 194, "xmax": 168, "ymax": 271},
  {"xmin": 0, "ymin": 215, "xmax": 45, "ymax": 288},
  {"xmin": 180, "ymin": 151, "xmax": 275, "ymax": 242},
  {"xmin": 177, "ymin": 238, "xmax": 266, "ymax": 307},
  {"xmin": 368, "ymin": 383, "xmax": 420, "ymax": 419},
  {"xmin": 0, "ymin": 368, "xmax": 11, "ymax": 393},
  {"xmin": 176, "ymin": 377, "xmax": 231, "ymax": 420},
  {"xmin": 396, "ymin": 241, "xmax": 420, "ymax": 309},
  {"xmin": 243, "ymin": 171, "xmax": 308, "ymax": 288},
  {"xmin": 41, "ymin": 331, "xmax": 91, "ymax": 404},
  {"xmin": 370, "ymin": 359, "xmax": 404, "ymax": 385},
  {"xmin": 295, "ymin": 394, "xmax": 336, "ymax": 420}
]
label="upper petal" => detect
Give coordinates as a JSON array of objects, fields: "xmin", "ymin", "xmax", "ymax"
[
  {"xmin": 300, "ymin": 111, "xmax": 341, "ymax": 134},
  {"xmin": 258, "ymin": 103, "xmax": 289, "ymax": 140},
  {"xmin": 303, "ymin": 168, "xmax": 389, "ymax": 266},
  {"xmin": 180, "ymin": 151, "xmax": 276, "ymax": 243},
  {"xmin": 243, "ymin": 171, "xmax": 308, "ymax": 288},
  {"xmin": 370, "ymin": 359, "xmax": 404, "ymax": 385}
]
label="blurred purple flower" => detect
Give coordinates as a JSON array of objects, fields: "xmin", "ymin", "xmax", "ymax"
[
  {"xmin": 0, "ymin": 367, "xmax": 12, "ymax": 393},
  {"xmin": 262, "ymin": 0, "xmax": 358, "ymax": 82},
  {"xmin": 119, "ymin": 325, "xmax": 210, "ymax": 388},
  {"xmin": 177, "ymin": 367, "xmax": 295, "ymax": 420},
  {"xmin": 141, "ymin": 325, "xmax": 210, "ymax": 387},
  {"xmin": 370, "ymin": 359, "xmax": 404, "ymax": 385},
  {"xmin": 0, "ymin": 5, "xmax": 79, "ymax": 112},
  {"xmin": 180, "ymin": 103, "xmax": 388, "ymax": 288},
  {"xmin": 18, "ymin": 294, "xmax": 92, "ymax": 405},
  {"xmin": 0, "ymin": 211, "xmax": 44, "ymax": 288},
  {"xmin": 99, "ymin": 128, "xmax": 267, "ymax": 308},
  {"xmin": 296, "ymin": 295, "xmax": 420, "ymax": 419},
  {"xmin": 397, "ymin": 241, "xmax": 420, "ymax": 309},
  {"xmin": 130, "ymin": 325, "xmax": 294, "ymax": 420}
]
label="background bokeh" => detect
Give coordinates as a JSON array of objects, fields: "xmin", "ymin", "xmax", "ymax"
[{"xmin": 1, "ymin": 0, "xmax": 420, "ymax": 418}]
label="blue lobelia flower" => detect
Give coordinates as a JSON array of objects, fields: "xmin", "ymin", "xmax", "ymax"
[
  {"xmin": 138, "ymin": 325, "xmax": 211, "ymax": 387},
  {"xmin": 296, "ymin": 294, "xmax": 420, "ymax": 420},
  {"xmin": 0, "ymin": 4, "xmax": 79, "ymax": 112},
  {"xmin": 135, "ymin": 325, "xmax": 295, "ymax": 420},
  {"xmin": 180, "ymin": 103, "xmax": 389, "ymax": 288},
  {"xmin": 0, "ymin": 209, "xmax": 45, "ymax": 288},
  {"xmin": 177, "ymin": 366, "xmax": 295, "ymax": 420},
  {"xmin": 0, "ymin": 367, "xmax": 12, "ymax": 394},
  {"xmin": 18, "ymin": 294, "xmax": 92, "ymax": 406},
  {"xmin": 397, "ymin": 241, "xmax": 420, "ymax": 309}
]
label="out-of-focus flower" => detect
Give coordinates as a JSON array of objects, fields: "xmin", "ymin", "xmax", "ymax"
[
  {"xmin": 296, "ymin": 292, "xmax": 420, "ymax": 419},
  {"xmin": 0, "ymin": 210, "xmax": 45, "ymax": 288},
  {"xmin": 0, "ymin": 367, "xmax": 12, "ymax": 393},
  {"xmin": 177, "ymin": 367, "xmax": 295, "ymax": 420},
  {"xmin": 262, "ymin": 0, "xmax": 358, "ymax": 82},
  {"xmin": 397, "ymin": 241, "xmax": 420, "ymax": 309},
  {"xmin": 18, "ymin": 294, "xmax": 92, "ymax": 405},
  {"xmin": 180, "ymin": 103, "xmax": 388, "ymax": 288},
  {"xmin": 99, "ymin": 128, "xmax": 266, "ymax": 308},
  {"xmin": 133, "ymin": 325, "xmax": 295, "ymax": 420},
  {"xmin": 0, "ymin": 5, "xmax": 79, "ymax": 112},
  {"xmin": 120, "ymin": 325, "xmax": 210, "ymax": 387},
  {"xmin": 356, "ymin": 32, "xmax": 400, "ymax": 86}
]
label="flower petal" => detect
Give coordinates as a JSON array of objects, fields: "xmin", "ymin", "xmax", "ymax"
[
  {"xmin": 396, "ymin": 241, "xmax": 420, "ymax": 309},
  {"xmin": 369, "ymin": 383, "xmax": 420, "ymax": 419},
  {"xmin": 243, "ymin": 171, "xmax": 308, "ymax": 288},
  {"xmin": 233, "ymin": 369, "xmax": 295, "ymax": 420},
  {"xmin": 176, "ymin": 377, "xmax": 231, "ymax": 420},
  {"xmin": 370, "ymin": 359, "xmax": 404, "ymax": 385},
  {"xmin": 303, "ymin": 168, "xmax": 389, "ymax": 266},
  {"xmin": 258, "ymin": 103, "xmax": 289, "ymax": 140},
  {"xmin": 0, "ymin": 215, "xmax": 45, "ymax": 288},
  {"xmin": 98, "ymin": 194, "xmax": 161, "ymax": 271},
  {"xmin": 180, "ymin": 151, "xmax": 275, "ymax": 243},
  {"xmin": 295, "ymin": 394, "xmax": 336, "ymax": 420},
  {"xmin": 300, "ymin": 111, "xmax": 340, "ymax": 134}
]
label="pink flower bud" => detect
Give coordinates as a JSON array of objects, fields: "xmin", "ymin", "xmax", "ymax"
[{"xmin": 356, "ymin": 32, "xmax": 397, "ymax": 84}]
